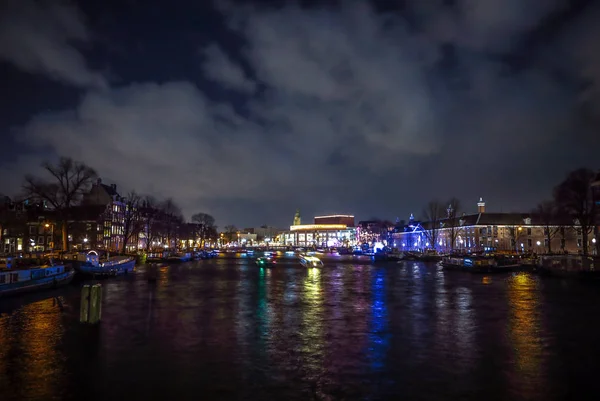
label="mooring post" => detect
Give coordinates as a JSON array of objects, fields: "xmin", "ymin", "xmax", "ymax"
[
  {"xmin": 79, "ymin": 284, "xmax": 102, "ymax": 324},
  {"xmin": 79, "ymin": 285, "xmax": 91, "ymax": 323},
  {"xmin": 89, "ymin": 284, "xmax": 102, "ymax": 324}
]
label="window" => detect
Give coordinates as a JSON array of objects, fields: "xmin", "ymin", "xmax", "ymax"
[
  {"xmin": 38, "ymin": 225, "xmax": 44, "ymax": 234},
  {"xmin": 38, "ymin": 236, "xmax": 44, "ymax": 244},
  {"xmin": 527, "ymin": 228, "xmax": 532, "ymax": 235},
  {"xmin": 528, "ymin": 239, "xmax": 532, "ymax": 248},
  {"xmin": 544, "ymin": 238, "xmax": 549, "ymax": 248},
  {"xmin": 29, "ymin": 226, "xmax": 35, "ymax": 234}
]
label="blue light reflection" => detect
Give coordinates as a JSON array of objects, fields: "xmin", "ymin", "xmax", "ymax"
[{"xmin": 368, "ymin": 268, "xmax": 389, "ymax": 370}]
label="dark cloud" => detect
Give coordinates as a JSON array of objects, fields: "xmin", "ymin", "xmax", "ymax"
[
  {"xmin": 0, "ymin": 0, "xmax": 107, "ymax": 89},
  {"xmin": 0, "ymin": 0, "xmax": 598, "ymax": 227}
]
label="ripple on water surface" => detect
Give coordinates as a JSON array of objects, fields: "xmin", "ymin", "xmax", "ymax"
[{"xmin": 1, "ymin": 259, "xmax": 600, "ymax": 400}]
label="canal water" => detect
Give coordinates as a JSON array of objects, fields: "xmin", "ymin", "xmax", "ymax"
[{"xmin": 1, "ymin": 257, "xmax": 599, "ymax": 401}]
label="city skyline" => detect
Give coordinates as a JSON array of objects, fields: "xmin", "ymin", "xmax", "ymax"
[{"xmin": 1, "ymin": 0, "xmax": 599, "ymax": 228}]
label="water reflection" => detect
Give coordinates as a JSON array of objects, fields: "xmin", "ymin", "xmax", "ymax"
[
  {"xmin": 368, "ymin": 268, "xmax": 388, "ymax": 370},
  {"xmin": 0, "ymin": 261, "xmax": 598, "ymax": 400},
  {"xmin": 300, "ymin": 268, "xmax": 324, "ymax": 388},
  {"xmin": 453, "ymin": 286, "xmax": 475, "ymax": 368},
  {"xmin": 257, "ymin": 267, "xmax": 271, "ymax": 348},
  {"xmin": 507, "ymin": 273, "xmax": 545, "ymax": 398},
  {"xmin": 0, "ymin": 298, "xmax": 65, "ymax": 400}
]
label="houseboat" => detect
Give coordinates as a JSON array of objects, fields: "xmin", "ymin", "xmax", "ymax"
[
  {"xmin": 166, "ymin": 252, "xmax": 192, "ymax": 263},
  {"xmin": 147, "ymin": 251, "xmax": 169, "ymax": 263},
  {"xmin": 441, "ymin": 255, "xmax": 519, "ymax": 273},
  {"xmin": 299, "ymin": 255, "xmax": 324, "ymax": 268},
  {"xmin": 0, "ymin": 259, "xmax": 74, "ymax": 298},
  {"xmin": 72, "ymin": 251, "xmax": 136, "ymax": 277}
]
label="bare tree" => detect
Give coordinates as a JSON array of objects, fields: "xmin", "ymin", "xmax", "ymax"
[
  {"xmin": 141, "ymin": 196, "xmax": 161, "ymax": 251},
  {"xmin": 507, "ymin": 225, "xmax": 525, "ymax": 253},
  {"xmin": 554, "ymin": 168, "xmax": 597, "ymax": 255},
  {"xmin": 422, "ymin": 200, "xmax": 444, "ymax": 251},
  {"xmin": 160, "ymin": 198, "xmax": 183, "ymax": 249},
  {"xmin": 191, "ymin": 212, "xmax": 216, "ymax": 247},
  {"xmin": 224, "ymin": 225, "xmax": 237, "ymax": 243},
  {"xmin": 532, "ymin": 200, "xmax": 560, "ymax": 254},
  {"xmin": 22, "ymin": 157, "xmax": 97, "ymax": 251},
  {"xmin": 446, "ymin": 197, "xmax": 462, "ymax": 252},
  {"xmin": 122, "ymin": 191, "xmax": 143, "ymax": 253}
]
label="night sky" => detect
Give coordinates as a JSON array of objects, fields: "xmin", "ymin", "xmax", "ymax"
[{"xmin": 0, "ymin": 0, "xmax": 598, "ymax": 228}]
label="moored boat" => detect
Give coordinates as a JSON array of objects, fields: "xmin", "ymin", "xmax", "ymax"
[
  {"xmin": 73, "ymin": 251, "xmax": 136, "ymax": 277},
  {"xmin": 299, "ymin": 255, "xmax": 324, "ymax": 267},
  {"xmin": 441, "ymin": 255, "xmax": 517, "ymax": 273},
  {"xmin": 167, "ymin": 252, "xmax": 192, "ymax": 262},
  {"xmin": 146, "ymin": 251, "xmax": 168, "ymax": 263},
  {"xmin": 0, "ymin": 261, "xmax": 74, "ymax": 298},
  {"xmin": 256, "ymin": 256, "xmax": 277, "ymax": 267}
]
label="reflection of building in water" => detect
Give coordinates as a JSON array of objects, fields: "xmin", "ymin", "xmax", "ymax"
[
  {"xmin": 300, "ymin": 268, "xmax": 325, "ymax": 383},
  {"xmin": 368, "ymin": 269, "xmax": 388, "ymax": 371},
  {"xmin": 409, "ymin": 263, "xmax": 426, "ymax": 339},
  {"xmin": 257, "ymin": 268, "xmax": 271, "ymax": 344},
  {"xmin": 2, "ymin": 298, "xmax": 64, "ymax": 399},
  {"xmin": 235, "ymin": 269, "xmax": 252, "ymax": 353},
  {"xmin": 507, "ymin": 274, "xmax": 544, "ymax": 397},
  {"xmin": 454, "ymin": 287, "xmax": 475, "ymax": 352},
  {"xmin": 435, "ymin": 286, "xmax": 475, "ymax": 373}
]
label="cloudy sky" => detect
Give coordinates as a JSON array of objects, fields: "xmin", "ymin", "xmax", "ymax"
[{"xmin": 0, "ymin": 0, "xmax": 598, "ymax": 228}]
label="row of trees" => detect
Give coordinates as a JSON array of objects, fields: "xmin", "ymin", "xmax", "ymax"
[
  {"xmin": 20, "ymin": 157, "xmax": 218, "ymax": 253},
  {"xmin": 421, "ymin": 168, "xmax": 598, "ymax": 256}
]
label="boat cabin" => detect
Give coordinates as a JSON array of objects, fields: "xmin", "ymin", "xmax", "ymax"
[
  {"xmin": 86, "ymin": 251, "xmax": 101, "ymax": 267},
  {"xmin": 0, "ymin": 257, "xmax": 13, "ymax": 270}
]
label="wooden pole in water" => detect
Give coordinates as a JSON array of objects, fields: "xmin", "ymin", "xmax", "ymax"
[
  {"xmin": 79, "ymin": 285, "xmax": 90, "ymax": 323},
  {"xmin": 89, "ymin": 284, "xmax": 102, "ymax": 323},
  {"xmin": 79, "ymin": 284, "xmax": 102, "ymax": 324}
]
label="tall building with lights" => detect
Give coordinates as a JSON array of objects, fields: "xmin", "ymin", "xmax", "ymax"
[{"xmin": 282, "ymin": 213, "xmax": 357, "ymax": 247}]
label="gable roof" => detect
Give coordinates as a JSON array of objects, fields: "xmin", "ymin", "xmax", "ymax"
[{"xmin": 418, "ymin": 212, "xmax": 575, "ymax": 230}]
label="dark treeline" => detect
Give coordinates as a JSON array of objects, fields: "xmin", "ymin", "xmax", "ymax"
[{"xmin": 17, "ymin": 157, "xmax": 217, "ymax": 253}]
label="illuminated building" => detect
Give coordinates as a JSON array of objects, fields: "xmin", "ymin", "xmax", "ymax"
[
  {"xmin": 356, "ymin": 220, "xmax": 394, "ymax": 244},
  {"xmin": 391, "ymin": 198, "xmax": 588, "ymax": 254},
  {"xmin": 282, "ymin": 212, "xmax": 357, "ymax": 247}
]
